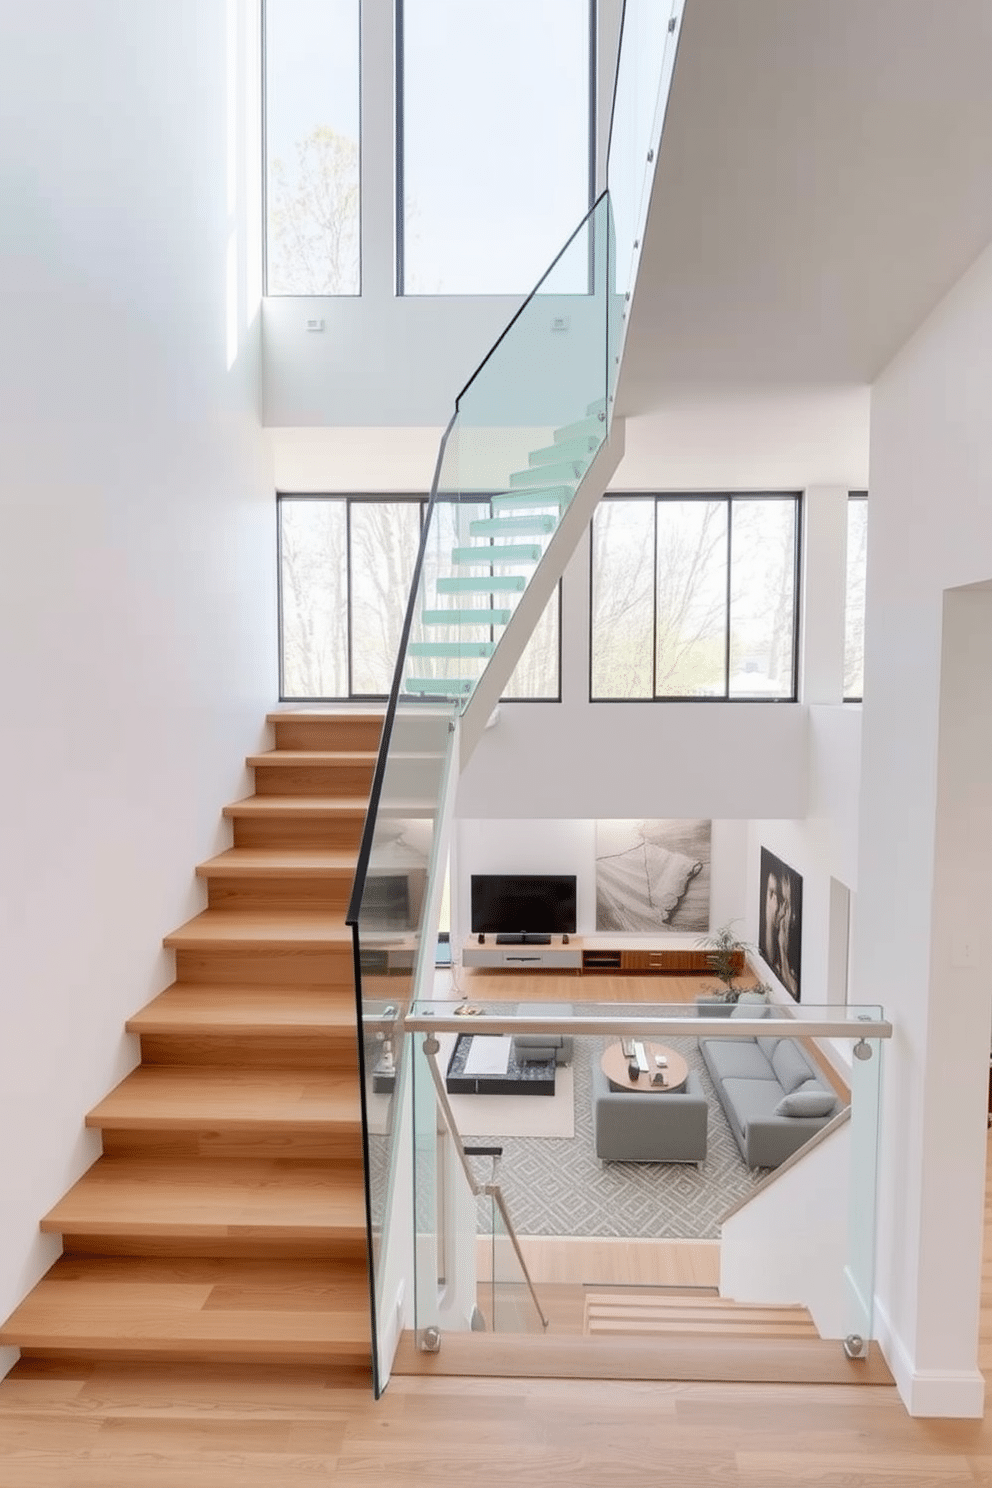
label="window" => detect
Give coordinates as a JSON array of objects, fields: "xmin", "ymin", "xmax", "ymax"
[
  {"xmin": 398, "ymin": 0, "xmax": 593, "ymax": 294},
  {"xmin": 590, "ymin": 495, "xmax": 800, "ymax": 701},
  {"xmin": 264, "ymin": 0, "xmax": 361, "ymax": 294},
  {"xmin": 279, "ymin": 495, "xmax": 560, "ymax": 701},
  {"xmin": 844, "ymin": 492, "xmax": 868, "ymax": 701}
]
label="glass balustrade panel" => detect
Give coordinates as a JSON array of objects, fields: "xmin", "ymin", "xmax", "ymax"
[
  {"xmin": 351, "ymin": 702, "xmax": 457, "ymax": 1393},
  {"xmin": 399, "ymin": 197, "xmax": 610, "ymax": 709},
  {"xmin": 607, "ymin": 0, "xmax": 682, "ymax": 307},
  {"xmin": 407, "ymin": 1000, "xmax": 886, "ymax": 1345}
]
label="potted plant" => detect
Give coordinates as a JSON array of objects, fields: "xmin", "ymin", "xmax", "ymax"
[{"xmin": 695, "ymin": 921, "xmax": 771, "ymax": 1009}]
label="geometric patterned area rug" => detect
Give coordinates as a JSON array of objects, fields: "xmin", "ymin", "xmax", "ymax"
[{"xmin": 465, "ymin": 1030, "xmax": 764, "ymax": 1240}]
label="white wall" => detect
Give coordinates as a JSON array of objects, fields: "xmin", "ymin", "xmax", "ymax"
[
  {"xmin": 720, "ymin": 1124, "xmax": 851, "ymax": 1339},
  {"xmin": 746, "ymin": 705, "xmax": 862, "ymax": 1006},
  {"xmin": 453, "ymin": 816, "xmax": 747, "ymax": 949},
  {"xmin": 857, "ymin": 237, "xmax": 992, "ymax": 1415},
  {"xmin": 0, "ymin": 0, "xmax": 275, "ymax": 1374}
]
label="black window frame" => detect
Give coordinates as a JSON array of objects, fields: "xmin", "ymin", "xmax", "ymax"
[
  {"xmin": 277, "ymin": 491, "xmax": 563, "ymax": 704},
  {"xmin": 394, "ymin": 0, "xmax": 597, "ymax": 297},
  {"xmin": 587, "ymin": 491, "xmax": 803, "ymax": 704},
  {"xmin": 261, "ymin": 0, "xmax": 364, "ymax": 298}
]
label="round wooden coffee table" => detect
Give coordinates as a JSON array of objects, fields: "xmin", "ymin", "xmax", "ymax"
[{"xmin": 600, "ymin": 1040, "xmax": 688, "ymax": 1093}]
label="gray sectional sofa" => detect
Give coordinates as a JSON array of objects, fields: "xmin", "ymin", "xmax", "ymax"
[{"xmin": 698, "ymin": 1011, "xmax": 842, "ymax": 1168}]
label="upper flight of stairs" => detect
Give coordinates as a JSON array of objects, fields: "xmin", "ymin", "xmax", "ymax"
[{"xmin": 0, "ymin": 710, "xmax": 382, "ymax": 1373}]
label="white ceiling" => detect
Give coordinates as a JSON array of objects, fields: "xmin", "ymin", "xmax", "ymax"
[{"xmin": 617, "ymin": 0, "xmax": 992, "ymax": 416}]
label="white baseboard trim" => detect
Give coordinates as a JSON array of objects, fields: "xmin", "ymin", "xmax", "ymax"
[{"xmin": 874, "ymin": 1297, "xmax": 986, "ymax": 1417}]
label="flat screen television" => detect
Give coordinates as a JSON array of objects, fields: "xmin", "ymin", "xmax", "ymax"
[{"xmin": 470, "ymin": 874, "xmax": 577, "ymax": 938}]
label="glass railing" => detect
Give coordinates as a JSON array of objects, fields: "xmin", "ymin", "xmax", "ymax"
[
  {"xmin": 401, "ymin": 192, "xmax": 613, "ymax": 710},
  {"xmin": 349, "ymin": 702, "xmax": 458, "ymax": 1395},
  {"xmin": 606, "ymin": 0, "xmax": 685, "ymax": 395},
  {"xmin": 404, "ymin": 1000, "xmax": 890, "ymax": 1359}
]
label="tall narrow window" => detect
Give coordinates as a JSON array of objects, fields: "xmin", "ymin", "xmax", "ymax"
[
  {"xmin": 590, "ymin": 495, "xmax": 800, "ymax": 701},
  {"xmin": 844, "ymin": 492, "xmax": 868, "ymax": 701},
  {"xmin": 264, "ymin": 0, "xmax": 361, "ymax": 295},
  {"xmin": 399, "ymin": 0, "xmax": 593, "ymax": 295}
]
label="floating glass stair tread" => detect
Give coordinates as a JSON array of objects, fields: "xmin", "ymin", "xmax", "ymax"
[
  {"xmin": 586, "ymin": 396, "xmax": 607, "ymax": 417},
  {"xmin": 451, "ymin": 545, "xmax": 541, "ymax": 564},
  {"xmin": 529, "ymin": 435, "xmax": 599, "ymax": 465},
  {"xmin": 510, "ymin": 460, "xmax": 587, "ymax": 487},
  {"xmin": 469, "ymin": 514, "xmax": 556, "ymax": 536},
  {"xmin": 404, "ymin": 678, "xmax": 473, "ymax": 696},
  {"xmin": 491, "ymin": 486, "xmax": 573, "ymax": 511},
  {"xmin": 422, "ymin": 608, "xmax": 511, "ymax": 626},
  {"xmin": 407, "ymin": 641, "xmax": 494, "ymax": 658},
  {"xmin": 555, "ymin": 413, "xmax": 605, "ymax": 442},
  {"xmin": 436, "ymin": 575, "xmax": 525, "ymax": 594}
]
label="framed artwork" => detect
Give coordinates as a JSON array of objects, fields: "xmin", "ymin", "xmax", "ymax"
[
  {"xmin": 758, "ymin": 847, "xmax": 802, "ymax": 1001},
  {"xmin": 595, "ymin": 820, "xmax": 711, "ymax": 933}
]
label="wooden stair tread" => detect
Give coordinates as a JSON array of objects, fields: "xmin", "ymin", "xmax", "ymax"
[
  {"xmin": 42, "ymin": 1158, "xmax": 366, "ymax": 1237},
  {"xmin": 223, "ymin": 795, "xmax": 369, "ymax": 818},
  {"xmin": 267, "ymin": 710, "xmax": 384, "ymax": 724},
  {"xmin": 584, "ymin": 1292, "xmax": 813, "ymax": 1313},
  {"xmin": 247, "ymin": 750, "xmax": 378, "ymax": 767},
  {"xmin": 164, "ymin": 911, "xmax": 352, "ymax": 949},
  {"xmin": 86, "ymin": 1066, "xmax": 361, "ymax": 1131},
  {"xmin": 195, "ymin": 849, "xmax": 358, "ymax": 879},
  {"xmin": 584, "ymin": 1292, "xmax": 819, "ymax": 1338},
  {"xmin": 0, "ymin": 1257, "xmax": 370, "ymax": 1360},
  {"xmin": 127, "ymin": 984, "xmax": 357, "ymax": 1036}
]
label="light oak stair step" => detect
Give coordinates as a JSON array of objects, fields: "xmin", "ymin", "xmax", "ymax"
[
  {"xmin": 248, "ymin": 750, "xmax": 377, "ymax": 796},
  {"xmin": 195, "ymin": 847, "xmax": 359, "ymax": 911},
  {"xmin": 196, "ymin": 848, "xmax": 359, "ymax": 879},
  {"xmin": 223, "ymin": 795, "xmax": 370, "ymax": 849},
  {"xmin": 163, "ymin": 912, "xmax": 356, "ymax": 990},
  {"xmin": 0, "ymin": 1256, "xmax": 371, "ymax": 1367},
  {"xmin": 42, "ymin": 1157, "xmax": 367, "ymax": 1259},
  {"xmin": 86, "ymin": 1066, "xmax": 361, "ymax": 1136},
  {"xmin": 126, "ymin": 984, "xmax": 360, "ymax": 1068},
  {"xmin": 127, "ymin": 983, "xmax": 358, "ymax": 1037},
  {"xmin": 164, "ymin": 910, "xmax": 353, "ymax": 952},
  {"xmin": 248, "ymin": 750, "xmax": 378, "ymax": 767},
  {"xmin": 583, "ymin": 1292, "xmax": 819, "ymax": 1339},
  {"xmin": 267, "ymin": 709, "xmax": 383, "ymax": 752}
]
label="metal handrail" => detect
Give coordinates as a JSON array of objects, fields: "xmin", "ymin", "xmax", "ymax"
[
  {"xmin": 406, "ymin": 1011, "xmax": 892, "ymax": 1042},
  {"xmin": 419, "ymin": 1030, "xmax": 549, "ymax": 1331}
]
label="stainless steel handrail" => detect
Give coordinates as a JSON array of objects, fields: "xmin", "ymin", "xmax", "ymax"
[
  {"xmin": 419, "ymin": 1031, "xmax": 549, "ymax": 1332},
  {"xmin": 406, "ymin": 1012, "xmax": 892, "ymax": 1041}
]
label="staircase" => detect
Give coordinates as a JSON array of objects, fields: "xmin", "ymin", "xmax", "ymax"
[
  {"xmin": 404, "ymin": 400, "xmax": 608, "ymax": 702},
  {"xmin": 583, "ymin": 1291, "xmax": 819, "ymax": 1340},
  {"xmin": 0, "ymin": 710, "xmax": 379, "ymax": 1374}
]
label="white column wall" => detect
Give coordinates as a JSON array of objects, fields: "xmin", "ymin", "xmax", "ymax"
[
  {"xmin": 0, "ymin": 0, "xmax": 275, "ymax": 1375},
  {"xmin": 858, "ymin": 238, "xmax": 992, "ymax": 1415}
]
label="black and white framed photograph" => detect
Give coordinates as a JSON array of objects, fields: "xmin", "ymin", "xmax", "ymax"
[
  {"xmin": 595, "ymin": 820, "xmax": 711, "ymax": 933},
  {"xmin": 758, "ymin": 846, "xmax": 802, "ymax": 1001}
]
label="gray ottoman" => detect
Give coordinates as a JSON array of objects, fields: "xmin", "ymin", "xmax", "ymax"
[
  {"xmin": 511, "ymin": 1002, "xmax": 573, "ymax": 1066},
  {"xmin": 592, "ymin": 1063, "xmax": 708, "ymax": 1164}
]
